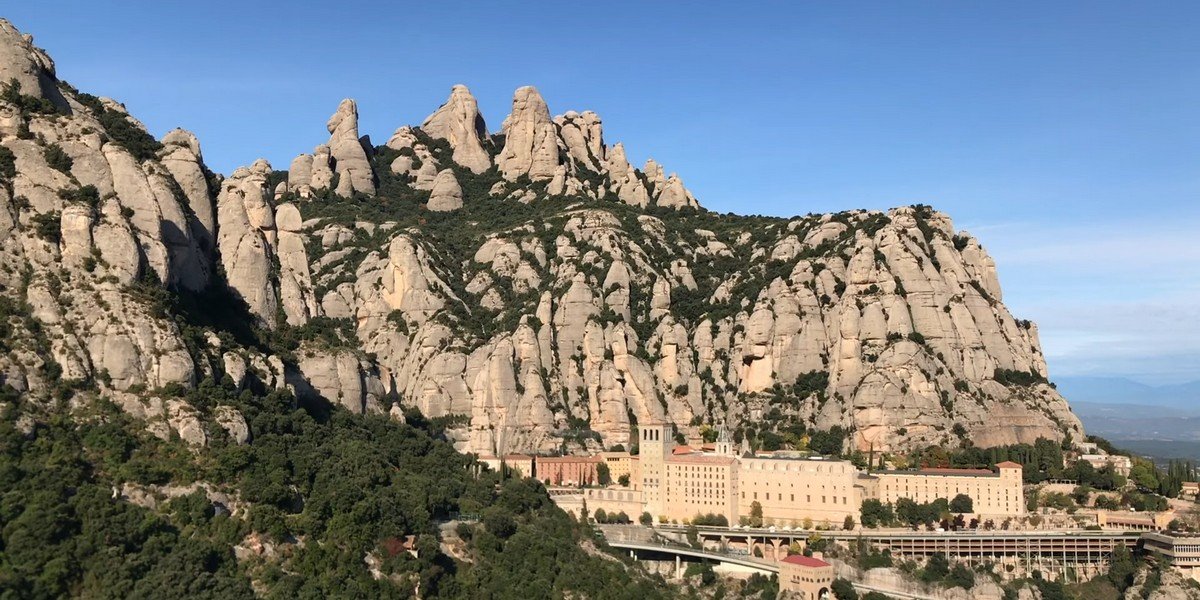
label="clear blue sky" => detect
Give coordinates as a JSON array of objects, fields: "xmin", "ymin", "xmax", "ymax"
[{"xmin": 7, "ymin": 2, "xmax": 1199, "ymax": 385}]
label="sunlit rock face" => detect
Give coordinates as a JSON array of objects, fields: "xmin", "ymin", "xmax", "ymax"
[{"xmin": 0, "ymin": 17, "xmax": 1081, "ymax": 457}]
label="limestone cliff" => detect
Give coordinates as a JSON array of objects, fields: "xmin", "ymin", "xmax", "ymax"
[{"xmin": 0, "ymin": 18, "xmax": 1083, "ymax": 457}]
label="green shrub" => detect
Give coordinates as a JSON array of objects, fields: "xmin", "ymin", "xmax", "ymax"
[
  {"xmin": 76, "ymin": 92, "xmax": 163, "ymax": 161},
  {"xmin": 42, "ymin": 143, "xmax": 73, "ymax": 173},
  {"xmin": 949, "ymin": 493, "xmax": 973, "ymax": 513},
  {"xmin": 1, "ymin": 78, "xmax": 58, "ymax": 115},
  {"xmin": 993, "ymin": 368, "xmax": 1048, "ymax": 387},
  {"xmin": 30, "ymin": 211, "xmax": 61, "ymax": 244},
  {"xmin": 58, "ymin": 185, "xmax": 100, "ymax": 209},
  {"xmin": 0, "ymin": 145, "xmax": 15, "ymax": 180}
]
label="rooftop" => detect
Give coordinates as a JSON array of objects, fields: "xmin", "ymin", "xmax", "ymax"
[
  {"xmin": 536, "ymin": 455, "xmax": 602, "ymax": 463},
  {"xmin": 920, "ymin": 467, "xmax": 995, "ymax": 475},
  {"xmin": 743, "ymin": 453, "xmax": 848, "ymax": 464},
  {"xmin": 667, "ymin": 453, "xmax": 737, "ymax": 466},
  {"xmin": 781, "ymin": 554, "xmax": 831, "ymax": 568},
  {"xmin": 873, "ymin": 467, "xmax": 1000, "ymax": 478}
]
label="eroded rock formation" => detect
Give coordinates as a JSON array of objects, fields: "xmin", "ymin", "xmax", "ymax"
[
  {"xmin": 0, "ymin": 17, "xmax": 1082, "ymax": 460},
  {"xmin": 422, "ymin": 85, "xmax": 490, "ymax": 174}
]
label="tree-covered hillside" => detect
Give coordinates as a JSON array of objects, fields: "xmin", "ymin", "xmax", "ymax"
[{"xmin": 0, "ymin": 382, "xmax": 680, "ymax": 599}]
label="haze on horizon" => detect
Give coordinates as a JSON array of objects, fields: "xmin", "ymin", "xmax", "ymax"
[{"xmin": 7, "ymin": 1, "xmax": 1197, "ymax": 386}]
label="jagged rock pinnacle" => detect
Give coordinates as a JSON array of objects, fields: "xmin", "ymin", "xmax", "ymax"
[
  {"xmin": 421, "ymin": 85, "xmax": 491, "ymax": 174},
  {"xmin": 325, "ymin": 99, "xmax": 376, "ymax": 196},
  {"xmin": 497, "ymin": 86, "xmax": 559, "ymax": 181}
]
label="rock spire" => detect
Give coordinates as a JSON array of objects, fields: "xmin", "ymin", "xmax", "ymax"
[
  {"xmin": 497, "ymin": 86, "xmax": 559, "ymax": 181},
  {"xmin": 421, "ymin": 85, "xmax": 491, "ymax": 174},
  {"xmin": 326, "ymin": 99, "xmax": 376, "ymax": 196}
]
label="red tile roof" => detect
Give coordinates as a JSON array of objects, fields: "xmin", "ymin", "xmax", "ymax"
[
  {"xmin": 917, "ymin": 467, "xmax": 995, "ymax": 476},
  {"xmin": 996, "ymin": 461, "xmax": 1023, "ymax": 469},
  {"xmin": 782, "ymin": 555, "xmax": 831, "ymax": 568},
  {"xmin": 672, "ymin": 446, "xmax": 694, "ymax": 455}
]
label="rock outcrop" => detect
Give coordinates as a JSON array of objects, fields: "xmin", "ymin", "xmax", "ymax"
[
  {"xmin": 421, "ymin": 85, "xmax": 490, "ymax": 173},
  {"xmin": 427, "ymin": 169, "xmax": 463, "ymax": 212},
  {"xmin": 0, "ymin": 16, "xmax": 1083, "ymax": 461},
  {"xmin": 497, "ymin": 86, "xmax": 559, "ymax": 181},
  {"xmin": 285, "ymin": 100, "xmax": 376, "ymax": 197},
  {"xmin": 159, "ymin": 128, "xmax": 215, "ymax": 260},
  {"xmin": 0, "ymin": 19, "xmax": 69, "ymax": 110},
  {"xmin": 217, "ymin": 161, "xmax": 278, "ymax": 326},
  {"xmin": 326, "ymin": 99, "xmax": 375, "ymax": 196}
]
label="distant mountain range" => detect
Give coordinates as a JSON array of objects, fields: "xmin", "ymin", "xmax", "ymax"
[
  {"xmin": 1057, "ymin": 376, "xmax": 1200, "ymax": 410},
  {"xmin": 1060, "ymin": 377, "xmax": 1200, "ymax": 461},
  {"xmin": 1072, "ymin": 401, "xmax": 1200, "ymax": 439}
]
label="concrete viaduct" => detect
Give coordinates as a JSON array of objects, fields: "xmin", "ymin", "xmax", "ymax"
[{"xmin": 605, "ymin": 524, "xmax": 1144, "ymax": 582}]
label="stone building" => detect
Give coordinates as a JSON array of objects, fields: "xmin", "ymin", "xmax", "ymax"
[
  {"xmin": 663, "ymin": 453, "xmax": 739, "ymax": 524},
  {"xmin": 739, "ymin": 456, "xmax": 861, "ymax": 527},
  {"xmin": 778, "ymin": 554, "xmax": 833, "ymax": 599},
  {"xmin": 633, "ymin": 424, "xmax": 1025, "ymax": 527},
  {"xmin": 478, "ymin": 454, "xmax": 534, "ymax": 478},
  {"xmin": 1142, "ymin": 533, "xmax": 1200, "ymax": 581},
  {"xmin": 599, "ymin": 451, "xmax": 640, "ymax": 487},
  {"xmin": 1182, "ymin": 482, "xmax": 1199, "ymax": 498},
  {"xmin": 537, "ymin": 455, "xmax": 602, "ymax": 486},
  {"xmin": 640, "ymin": 422, "xmax": 673, "ymax": 517},
  {"xmin": 1079, "ymin": 453, "xmax": 1133, "ymax": 477},
  {"xmin": 559, "ymin": 424, "xmax": 1027, "ymax": 528},
  {"xmin": 859, "ymin": 461, "xmax": 1025, "ymax": 519},
  {"xmin": 1097, "ymin": 509, "xmax": 1177, "ymax": 531}
]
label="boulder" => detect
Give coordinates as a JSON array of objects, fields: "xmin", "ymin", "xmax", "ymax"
[
  {"xmin": 427, "ymin": 169, "xmax": 463, "ymax": 212},
  {"xmin": 214, "ymin": 406, "xmax": 251, "ymax": 445}
]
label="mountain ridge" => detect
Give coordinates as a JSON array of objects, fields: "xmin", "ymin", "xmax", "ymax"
[{"xmin": 0, "ymin": 17, "xmax": 1082, "ymax": 458}]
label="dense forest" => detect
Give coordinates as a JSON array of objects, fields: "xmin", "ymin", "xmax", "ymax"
[{"xmin": 0, "ymin": 381, "xmax": 682, "ymax": 598}]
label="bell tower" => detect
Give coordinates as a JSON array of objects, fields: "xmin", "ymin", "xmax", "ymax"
[
  {"xmin": 639, "ymin": 422, "xmax": 674, "ymax": 520},
  {"xmin": 715, "ymin": 427, "xmax": 734, "ymax": 456}
]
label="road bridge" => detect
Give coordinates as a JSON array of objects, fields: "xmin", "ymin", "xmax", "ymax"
[
  {"xmin": 602, "ymin": 534, "xmax": 937, "ymax": 599},
  {"xmin": 645, "ymin": 524, "xmax": 1143, "ymax": 581}
]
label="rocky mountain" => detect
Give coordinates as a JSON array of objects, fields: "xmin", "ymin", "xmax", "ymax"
[{"xmin": 0, "ymin": 18, "xmax": 1082, "ymax": 459}]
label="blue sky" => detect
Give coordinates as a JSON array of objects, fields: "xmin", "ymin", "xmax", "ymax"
[{"xmin": 7, "ymin": 2, "xmax": 1198, "ymax": 385}]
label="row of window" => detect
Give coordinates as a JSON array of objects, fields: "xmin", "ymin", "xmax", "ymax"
[
  {"xmin": 741, "ymin": 491, "xmax": 849, "ymax": 505},
  {"xmin": 746, "ymin": 481, "xmax": 847, "ymax": 491},
  {"xmin": 746, "ymin": 462, "xmax": 848, "ymax": 474}
]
